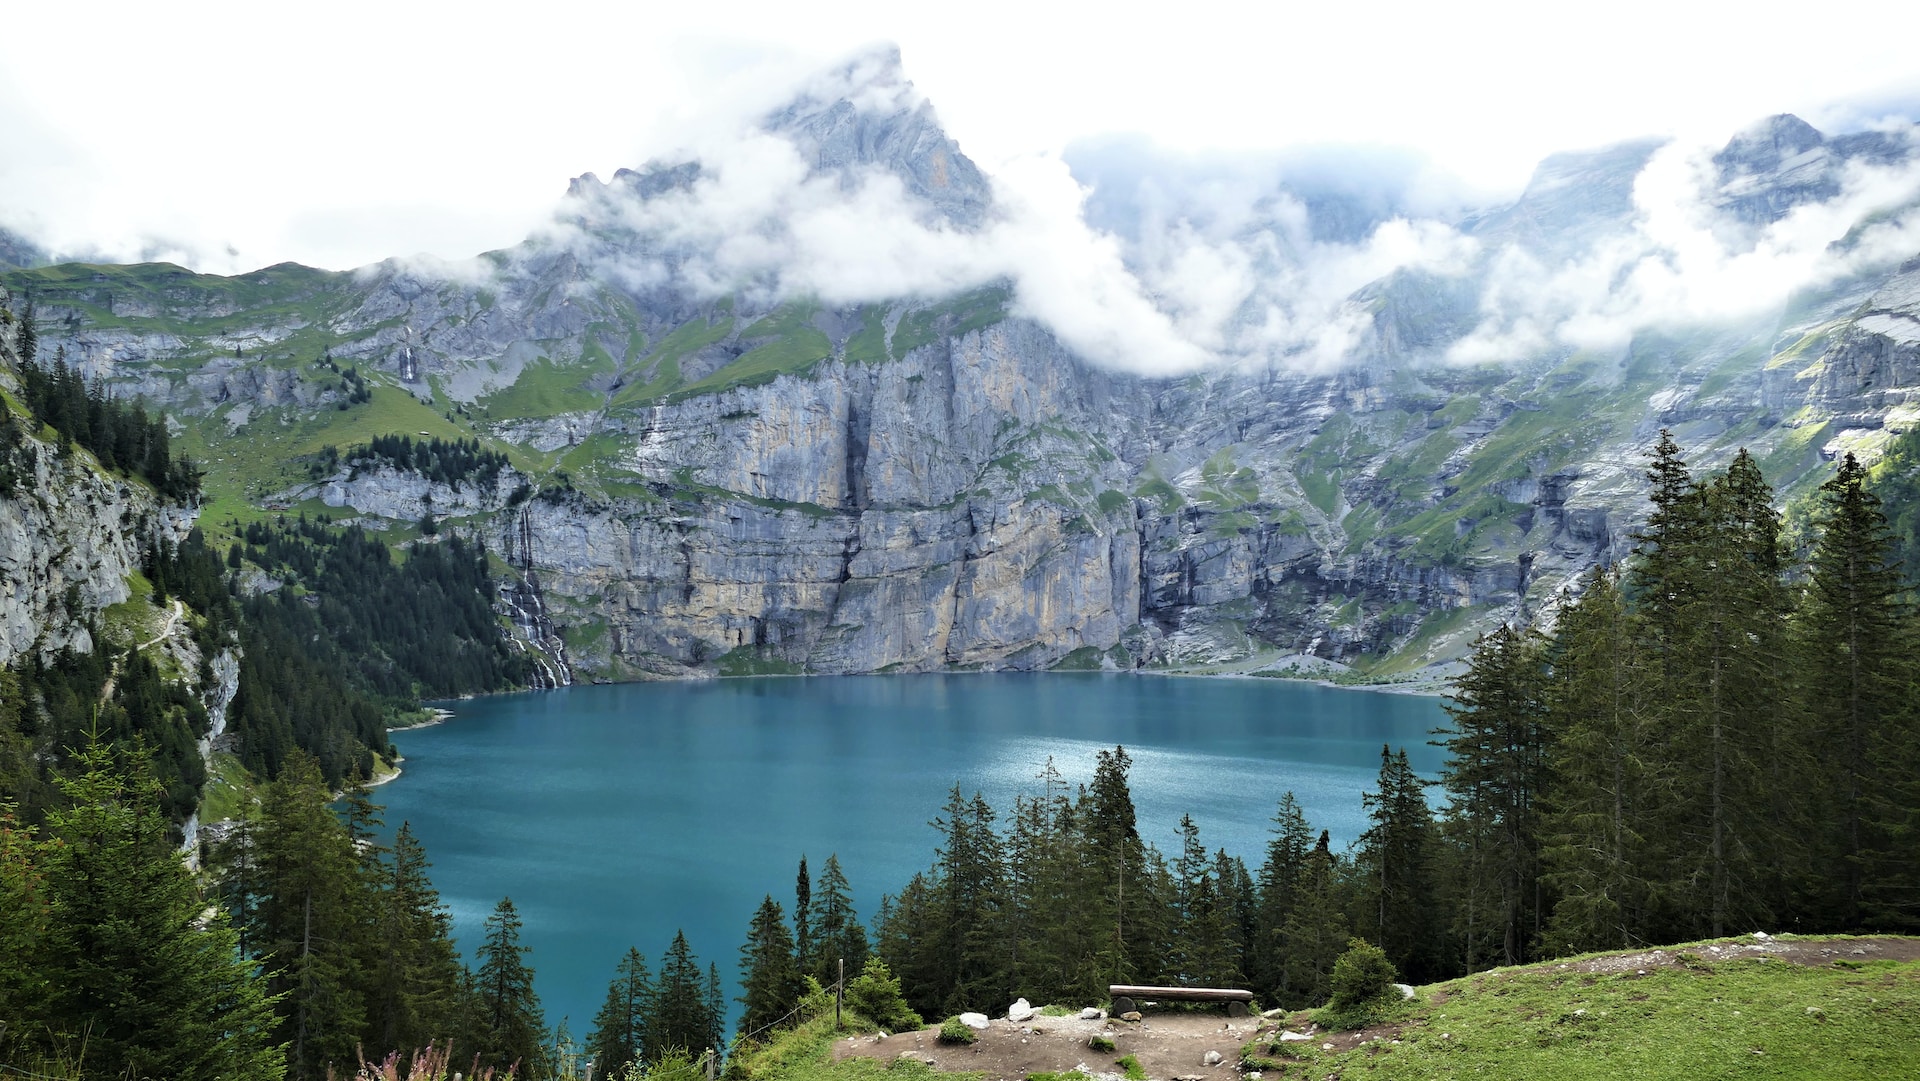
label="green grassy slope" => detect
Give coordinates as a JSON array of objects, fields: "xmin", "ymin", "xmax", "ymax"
[{"xmin": 1250, "ymin": 936, "xmax": 1920, "ymax": 1081}]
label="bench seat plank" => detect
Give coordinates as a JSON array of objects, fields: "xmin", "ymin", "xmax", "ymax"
[{"xmin": 1107, "ymin": 985, "xmax": 1254, "ymax": 1002}]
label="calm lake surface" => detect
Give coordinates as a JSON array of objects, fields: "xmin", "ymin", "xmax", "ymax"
[{"xmin": 382, "ymin": 674, "xmax": 1448, "ymax": 1035}]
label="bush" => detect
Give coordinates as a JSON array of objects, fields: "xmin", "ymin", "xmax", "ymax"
[
  {"xmin": 937, "ymin": 1017, "xmax": 977, "ymax": 1045},
  {"xmin": 846, "ymin": 958, "xmax": 923, "ymax": 1033},
  {"xmin": 1116, "ymin": 1053, "xmax": 1146, "ymax": 1081},
  {"xmin": 1329, "ymin": 938, "xmax": 1397, "ymax": 1009},
  {"xmin": 1314, "ymin": 937, "xmax": 1407, "ymax": 1030},
  {"xmin": 1088, "ymin": 1034, "xmax": 1115, "ymax": 1053}
]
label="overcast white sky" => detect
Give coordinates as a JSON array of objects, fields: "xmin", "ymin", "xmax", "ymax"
[{"xmin": 3, "ymin": 0, "xmax": 1917, "ymax": 275}]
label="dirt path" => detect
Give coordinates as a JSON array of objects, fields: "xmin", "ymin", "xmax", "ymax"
[
  {"xmin": 101, "ymin": 599, "xmax": 186, "ymax": 703},
  {"xmin": 836, "ymin": 1010, "xmax": 1263, "ymax": 1081},
  {"xmin": 137, "ymin": 598, "xmax": 186, "ymax": 652}
]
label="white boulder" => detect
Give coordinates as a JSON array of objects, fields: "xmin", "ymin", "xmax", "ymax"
[{"xmin": 959, "ymin": 1012, "xmax": 990, "ymax": 1030}]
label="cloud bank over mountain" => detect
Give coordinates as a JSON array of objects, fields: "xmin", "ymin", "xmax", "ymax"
[{"xmin": 537, "ymin": 52, "xmax": 1920, "ymax": 377}]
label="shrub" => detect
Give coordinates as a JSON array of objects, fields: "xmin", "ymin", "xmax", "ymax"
[
  {"xmin": 1088, "ymin": 1034, "xmax": 1116, "ymax": 1053},
  {"xmin": 1314, "ymin": 937, "xmax": 1407, "ymax": 1030},
  {"xmin": 1329, "ymin": 938, "xmax": 1397, "ymax": 1009},
  {"xmin": 937, "ymin": 1017, "xmax": 977, "ymax": 1045},
  {"xmin": 846, "ymin": 958, "xmax": 923, "ymax": 1033},
  {"xmin": 1116, "ymin": 1053, "xmax": 1146, "ymax": 1080}
]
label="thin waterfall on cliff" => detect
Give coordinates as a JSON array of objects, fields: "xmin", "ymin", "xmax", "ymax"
[{"xmin": 501, "ymin": 506, "xmax": 574, "ymax": 688}]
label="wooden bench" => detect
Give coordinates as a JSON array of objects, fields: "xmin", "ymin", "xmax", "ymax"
[{"xmin": 1109, "ymin": 984, "xmax": 1256, "ymax": 1017}]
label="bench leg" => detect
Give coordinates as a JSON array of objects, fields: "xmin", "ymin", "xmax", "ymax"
[
  {"xmin": 1227, "ymin": 1001, "xmax": 1249, "ymax": 1018},
  {"xmin": 1112, "ymin": 996, "xmax": 1135, "ymax": 1015}
]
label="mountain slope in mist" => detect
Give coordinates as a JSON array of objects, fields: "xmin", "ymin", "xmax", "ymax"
[{"xmin": 9, "ymin": 47, "xmax": 1920, "ymax": 680}]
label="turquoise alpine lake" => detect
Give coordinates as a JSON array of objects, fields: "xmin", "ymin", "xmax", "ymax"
[{"xmin": 380, "ymin": 673, "xmax": 1448, "ymax": 1038}]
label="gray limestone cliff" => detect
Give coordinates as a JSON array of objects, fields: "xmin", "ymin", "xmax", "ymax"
[{"xmin": 11, "ymin": 88, "xmax": 1920, "ymax": 682}]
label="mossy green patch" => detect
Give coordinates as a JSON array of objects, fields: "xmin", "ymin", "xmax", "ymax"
[
  {"xmin": 197, "ymin": 751, "xmax": 253, "ymax": 824},
  {"xmin": 716, "ymin": 647, "xmax": 806, "ymax": 677},
  {"xmin": 844, "ymin": 306, "xmax": 892, "ymax": 365},
  {"xmin": 478, "ymin": 350, "xmax": 612, "ymax": 419},
  {"xmin": 1050, "ymin": 646, "xmax": 1107, "ymax": 671},
  {"xmin": 891, "ymin": 286, "xmax": 1011, "ymax": 356},
  {"xmin": 609, "ymin": 310, "xmax": 737, "ymax": 408}
]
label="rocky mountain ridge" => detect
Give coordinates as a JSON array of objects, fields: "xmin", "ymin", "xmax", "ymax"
[{"xmin": 9, "ymin": 57, "xmax": 1920, "ymax": 681}]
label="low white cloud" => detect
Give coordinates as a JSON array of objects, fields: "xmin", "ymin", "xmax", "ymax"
[
  {"xmin": 535, "ymin": 121, "xmax": 1488, "ymax": 375},
  {"xmin": 1450, "ymin": 131, "xmax": 1920, "ymax": 363},
  {"xmin": 516, "ymin": 112, "xmax": 1920, "ymax": 378}
]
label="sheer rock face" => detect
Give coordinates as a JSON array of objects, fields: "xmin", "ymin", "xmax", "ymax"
[
  {"xmin": 503, "ymin": 321, "xmax": 1146, "ymax": 674},
  {"xmin": 0, "ymin": 441, "xmax": 155, "ymax": 663},
  {"xmin": 1812, "ymin": 265, "xmax": 1920, "ymax": 411},
  {"xmin": 12, "ymin": 96, "xmax": 1920, "ymax": 678},
  {"xmin": 0, "ymin": 344, "xmax": 187, "ymax": 666}
]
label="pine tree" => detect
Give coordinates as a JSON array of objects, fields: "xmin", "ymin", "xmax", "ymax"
[
  {"xmin": 1171, "ymin": 813, "xmax": 1210, "ymax": 978},
  {"xmin": 475, "ymin": 897, "xmax": 548, "ymax": 1079},
  {"xmin": 0, "ymin": 810, "xmax": 48, "ymax": 1035},
  {"xmin": 588, "ymin": 948, "xmax": 652, "ymax": 1080},
  {"xmin": 1440, "ymin": 625, "xmax": 1551, "ymax": 969},
  {"xmin": 794, "ymin": 856, "xmax": 813, "ymax": 978},
  {"xmin": 39, "ymin": 741, "xmax": 285, "ymax": 1080},
  {"xmin": 1084, "ymin": 746, "xmax": 1153, "ymax": 983},
  {"xmin": 1664, "ymin": 452, "xmax": 1790, "ymax": 937},
  {"xmin": 1357, "ymin": 746, "xmax": 1442, "ymax": 981},
  {"xmin": 1796, "ymin": 453, "xmax": 1919, "ymax": 928},
  {"xmin": 809, "ymin": 854, "xmax": 869, "ymax": 986},
  {"xmin": 1539, "ymin": 570, "xmax": 1662, "ymax": 952},
  {"xmin": 649, "ymin": 930, "xmax": 713, "ymax": 1059},
  {"xmin": 738, "ymin": 895, "xmax": 803, "ymax": 1041},
  {"xmin": 233, "ymin": 749, "xmax": 374, "ymax": 1079},
  {"xmin": 367, "ymin": 822, "xmax": 467, "ymax": 1060},
  {"xmin": 1252, "ymin": 793, "xmax": 1315, "ymax": 1001},
  {"xmin": 1278, "ymin": 831, "xmax": 1347, "ymax": 1007},
  {"xmin": 928, "ymin": 785, "xmax": 1010, "ymax": 1013},
  {"xmin": 705, "ymin": 963, "xmax": 726, "ymax": 1055},
  {"xmin": 15, "ymin": 296, "xmax": 35, "ymax": 363}
]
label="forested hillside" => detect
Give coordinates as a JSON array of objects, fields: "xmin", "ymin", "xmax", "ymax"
[{"xmin": 851, "ymin": 436, "xmax": 1920, "ymax": 1022}]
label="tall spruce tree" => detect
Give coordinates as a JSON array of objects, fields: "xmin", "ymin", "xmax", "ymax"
[
  {"xmin": 1252, "ymin": 793, "xmax": 1315, "ymax": 1001},
  {"xmin": 1441, "ymin": 625, "xmax": 1552, "ymax": 969},
  {"xmin": 1664, "ymin": 453, "xmax": 1790, "ymax": 937},
  {"xmin": 1356, "ymin": 746, "xmax": 1442, "ymax": 981},
  {"xmin": 1085, "ymin": 746, "xmax": 1154, "ymax": 983},
  {"xmin": 1539, "ymin": 570, "xmax": 1662, "ymax": 952},
  {"xmin": 587, "ymin": 948, "xmax": 652, "ymax": 1079},
  {"xmin": 794, "ymin": 856, "xmax": 813, "ymax": 977},
  {"xmin": 649, "ymin": 930, "xmax": 715, "ymax": 1058},
  {"xmin": 475, "ymin": 897, "xmax": 548, "ymax": 1079},
  {"xmin": 233, "ymin": 750, "xmax": 373, "ymax": 1080},
  {"xmin": 737, "ymin": 895, "xmax": 803, "ymax": 1041},
  {"xmin": 40, "ymin": 742, "xmax": 284, "ymax": 1080},
  {"xmin": 1797, "ymin": 453, "xmax": 1918, "ymax": 928},
  {"xmin": 1278, "ymin": 831, "xmax": 1347, "ymax": 1007},
  {"xmin": 809, "ymin": 854, "xmax": 870, "ymax": 985},
  {"xmin": 929, "ymin": 786, "xmax": 1010, "ymax": 1013},
  {"xmin": 367, "ymin": 823, "xmax": 467, "ymax": 1060}
]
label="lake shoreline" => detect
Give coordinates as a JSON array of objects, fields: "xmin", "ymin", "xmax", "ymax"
[{"xmin": 450, "ymin": 665, "xmax": 1451, "ymax": 699}]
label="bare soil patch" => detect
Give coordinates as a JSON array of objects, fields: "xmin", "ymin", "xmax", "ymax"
[{"xmin": 834, "ymin": 1010, "xmax": 1268, "ymax": 1081}]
